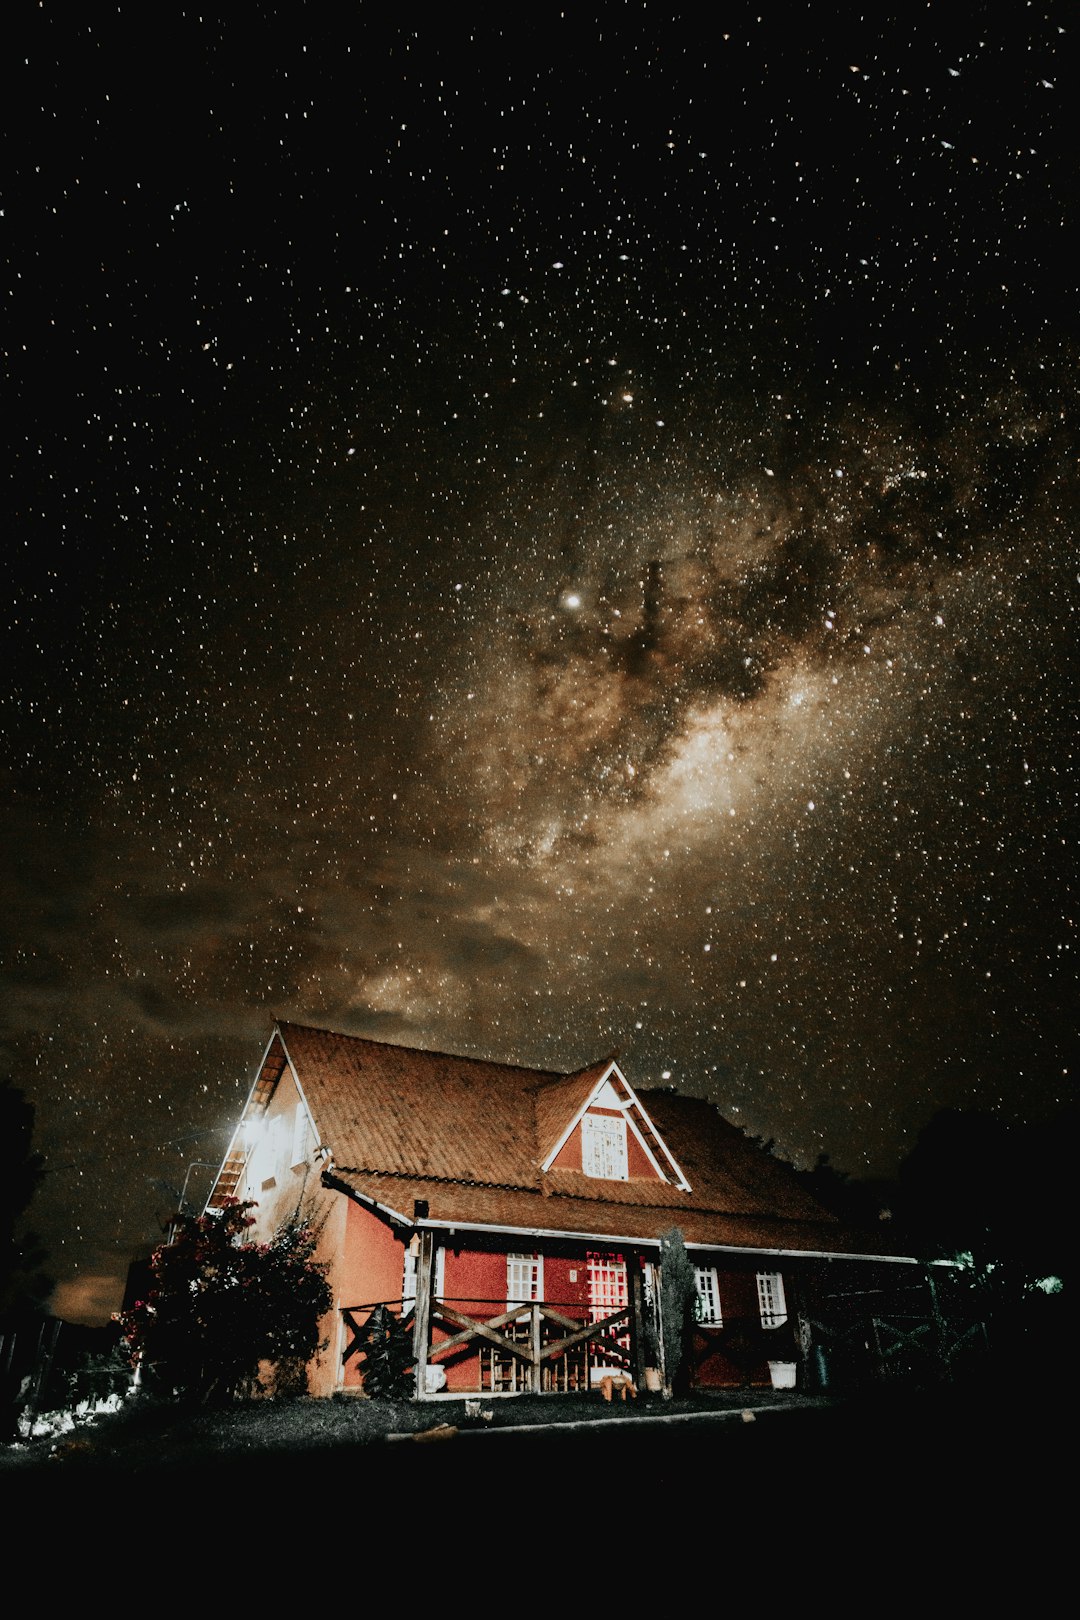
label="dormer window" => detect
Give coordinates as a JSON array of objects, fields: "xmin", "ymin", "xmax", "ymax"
[{"xmin": 582, "ymin": 1112, "xmax": 628, "ymax": 1180}]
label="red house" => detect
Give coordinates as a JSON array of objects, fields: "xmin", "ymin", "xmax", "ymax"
[{"xmin": 207, "ymin": 1021, "xmax": 950, "ymax": 1397}]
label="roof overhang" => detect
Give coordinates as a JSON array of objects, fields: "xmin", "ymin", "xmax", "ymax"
[{"xmin": 324, "ymin": 1172, "xmax": 943, "ymax": 1267}]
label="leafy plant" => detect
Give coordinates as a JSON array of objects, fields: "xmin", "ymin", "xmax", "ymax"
[
  {"xmin": 355, "ymin": 1303, "xmax": 413, "ymax": 1400},
  {"xmin": 120, "ymin": 1198, "xmax": 332, "ymax": 1404}
]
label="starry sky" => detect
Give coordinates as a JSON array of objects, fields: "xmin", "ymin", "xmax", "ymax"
[{"xmin": 4, "ymin": 5, "xmax": 1076, "ymax": 1324}]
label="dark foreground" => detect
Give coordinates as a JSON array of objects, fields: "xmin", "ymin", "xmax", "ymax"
[{"xmin": 2, "ymin": 1384, "xmax": 1068, "ymax": 1573}]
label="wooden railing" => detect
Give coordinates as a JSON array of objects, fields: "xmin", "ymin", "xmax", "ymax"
[
  {"xmin": 340, "ymin": 1296, "xmax": 636, "ymax": 1395},
  {"xmin": 432, "ymin": 1299, "xmax": 634, "ymax": 1394}
]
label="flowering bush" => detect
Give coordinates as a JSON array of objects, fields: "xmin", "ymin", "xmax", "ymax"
[{"xmin": 120, "ymin": 1199, "xmax": 332, "ymax": 1403}]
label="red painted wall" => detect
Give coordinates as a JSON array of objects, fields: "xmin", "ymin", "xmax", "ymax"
[
  {"xmin": 335, "ymin": 1212, "xmax": 786, "ymax": 1394},
  {"xmin": 433, "ymin": 1244, "xmax": 612, "ymax": 1391},
  {"xmin": 691, "ymin": 1268, "xmax": 776, "ymax": 1388},
  {"xmin": 339, "ymin": 1200, "xmax": 407, "ymax": 1389},
  {"xmin": 436, "ymin": 1245, "xmax": 505, "ymax": 1390}
]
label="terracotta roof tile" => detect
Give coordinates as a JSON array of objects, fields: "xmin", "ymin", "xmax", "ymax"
[
  {"xmin": 326, "ymin": 1168, "xmax": 886, "ymax": 1256},
  {"xmin": 278, "ymin": 1021, "xmax": 557, "ymax": 1187},
  {"xmin": 262, "ymin": 1021, "xmax": 894, "ymax": 1257}
]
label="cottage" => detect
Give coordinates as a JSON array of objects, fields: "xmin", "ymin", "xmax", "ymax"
[{"xmin": 206, "ymin": 1021, "xmax": 962, "ymax": 1397}]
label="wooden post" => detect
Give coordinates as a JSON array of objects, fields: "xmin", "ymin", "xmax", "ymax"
[
  {"xmin": 925, "ymin": 1263, "xmax": 949, "ymax": 1379},
  {"xmin": 529, "ymin": 1301, "xmax": 542, "ymax": 1393},
  {"xmin": 789, "ymin": 1265, "xmax": 814, "ymax": 1388},
  {"xmin": 630, "ymin": 1259, "xmax": 646, "ymax": 1390},
  {"xmin": 653, "ymin": 1248, "xmax": 669, "ymax": 1396},
  {"xmin": 412, "ymin": 1229, "xmax": 434, "ymax": 1399}
]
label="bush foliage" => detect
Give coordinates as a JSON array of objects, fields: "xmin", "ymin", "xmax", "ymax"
[
  {"xmin": 659, "ymin": 1227, "xmax": 698, "ymax": 1396},
  {"xmin": 355, "ymin": 1302, "xmax": 413, "ymax": 1400},
  {"xmin": 121, "ymin": 1198, "xmax": 332, "ymax": 1403}
]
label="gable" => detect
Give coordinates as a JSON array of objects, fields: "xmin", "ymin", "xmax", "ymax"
[
  {"xmin": 207, "ymin": 1029, "xmax": 320, "ymax": 1217},
  {"xmin": 539, "ymin": 1061, "xmax": 691, "ymax": 1190}
]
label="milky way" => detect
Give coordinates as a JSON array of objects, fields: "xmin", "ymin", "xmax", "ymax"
[{"xmin": 3, "ymin": 6, "xmax": 1076, "ymax": 1321}]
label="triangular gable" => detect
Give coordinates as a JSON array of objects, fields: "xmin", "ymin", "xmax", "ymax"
[
  {"xmin": 206, "ymin": 1024, "xmax": 319, "ymax": 1209},
  {"xmin": 274, "ymin": 1023, "xmax": 325, "ymax": 1157},
  {"xmin": 207, "ymin": 1028, "xmax": 288, "ymax": 1207},
  {"xmin": 539, "ymin": 1060, "xmax": 691, "ymax": 1191}
]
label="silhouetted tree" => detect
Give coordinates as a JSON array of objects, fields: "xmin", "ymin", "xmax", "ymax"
[
  {"xmin": 898, "ymin": 1107, "xmax": 1072, "ymax": 1371},
  {"xmin": 658, "ymin": 1227, "xmax": 698, "ymax": 1396},
  {"xmin": 796, "ymin": 1152, "xmax": 900, "ymax": 1230},
  {"xmin": 0, "ymin": 1081, "xmax": 51, "ymax": 1440}
]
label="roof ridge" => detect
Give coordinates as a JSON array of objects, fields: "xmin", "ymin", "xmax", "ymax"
[
  {"xmin": 277, "ymin": 1018, "xmax": 569, "ymax": 1080},
  {"xmin": 526, "ymin": 1055, "xmax": 615, "ymax": 1094},
  {"xmin": 334, "ymin": 1164, "xmax": 540, "ymax": 1193}
]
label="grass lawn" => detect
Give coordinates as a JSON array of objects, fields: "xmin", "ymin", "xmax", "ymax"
[{"xmin": 1, "ymin": 1384, "xmax": 807, "ymax": 1477}]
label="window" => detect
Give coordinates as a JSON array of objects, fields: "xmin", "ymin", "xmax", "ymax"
[
  {"xmin": 587, "ymin": 1251, "xmax": 629, "ymax": 1372},
  {"xmin": 507, "ymin": 1253, "xmax": 544, "ymax": 1305},
  {"xmin": 402, "ymin": 1246, "xmax": 417, "ymax": 1311},
  {"xmin": 252, "ymin": 1114, "xmax": 286, "ymax": 1189},
  {"xmin": 290, "ymin": 1102, "xmax": 309, "ymax": 1168},
  {"xmin": 587, "ymin": 1252, "xmax": 628, "ymax": 1320},
  {"xmin": 582, "ymin": 1112, "xmax": 628, "ymax": 1180},
  {"xmin": 756, "ymin": 1271, "xmax": 788, "ymax": 1328},
  {"xmin": 402, "ymin": 1241, "xmax": 445, "ymax": 1310},
  {"xmin": 694, "ymin": 1266, "xmax": 723, "ymax": 1326}
]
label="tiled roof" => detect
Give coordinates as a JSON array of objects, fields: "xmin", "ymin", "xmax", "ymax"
[
  {"xmin": 278, "ymin": 1021, "xmax": 557, "ymax": 1187},
  {"xmin": 272, "ymin": 1021, "xmax": 899, "ymax": 1257},
  {"xmin": 325, "ymin": 1168, "xmax": 881, "ymax": 1256}
]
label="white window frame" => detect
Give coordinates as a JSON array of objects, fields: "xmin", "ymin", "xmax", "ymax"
[
  {"xmin": 694, "ymin": 1265, "xmax": 723, "ymax": 1326},
  {"xmin": 402, "ymin": 1241, "xmax": 446, "ymax": 1310},
  {"xmin": 756, "ymin": 1270, "xmax": 788, "ymax": 1328},
  {"xmin": 402, "ymin": 1245, "xmax": 417, "ymax": 1312},
  {"xmin": 581, "ymin": 1111, "xmax": 629, "ymax": 1180},
  {"xmin": 507, "ymin": 1253, "xmax": 544, "ymax": 1306},
  {"xmin": 254, "ymin": 1113, "xmax": 286, "ymax": 1187},
  {"xmin": 290, "ymin": 1101, "xmax": 309, "ymax": 1168},
  {"xmin": 587, "ymin": 1251, "xmax": 628, "ymax": 1320},
  {"xmin": 587, "ymin": 1251, "xmax": 630, "ymax": 1376}
]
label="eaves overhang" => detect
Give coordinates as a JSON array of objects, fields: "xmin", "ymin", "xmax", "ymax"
[{"xmin": 323, "ymin": 1172, "xmax": 943, "ymax": 1266}]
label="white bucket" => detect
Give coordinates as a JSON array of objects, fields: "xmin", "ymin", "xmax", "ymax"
[{"xmin": 768, "ymin": 1360, "xmax": 797, "ymax": 1390}]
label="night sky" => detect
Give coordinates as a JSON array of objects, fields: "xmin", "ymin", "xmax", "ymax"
[{"xmin": 4, "ymin": 6, "xmax": 1076, "ymax": 1325}]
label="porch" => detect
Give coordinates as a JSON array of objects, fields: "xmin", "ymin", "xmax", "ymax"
[
  {"xmin": 341, "ymin": 1293, "xmax": 641, "ymax": 1397},
  {"xmin": 338, "ymin": 1225, "xmax": 990, "ymax": 1399}
]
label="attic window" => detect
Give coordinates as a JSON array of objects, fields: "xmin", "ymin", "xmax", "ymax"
[{"xmin": 582, "ymin": 1112, "xmax": 628, "ymax": 1181}]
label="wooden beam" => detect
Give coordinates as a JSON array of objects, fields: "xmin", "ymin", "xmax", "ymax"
[
  {"xmin": 429, "ymin": 1304, "xmax": 534, "ymax": 1362},
  {"xmin": 340, "ymin": 1308, "xmax": 364, "ymax": 1367},
  {"xmin": 541, "ymin": 1308, "xmax": 630, "ymax": 1363},
  {"xmin": 537, "ymin": 1305, "xmax": 583, "ymax": 1334},
  {"xmin": 412, "ymin": 1231, "xmax": 434, "ymax": 1398},
  {"xmin": 653, "ymin": 1253, "xmax": 668, "ymax": 1394},
  {"xmin": 630, "ymin": 1261, "xmax": 646, "ymax": 1388},
  {"xmin": 529, "ymin": 1302, "xmax": 542, "ymax": 1394}
]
